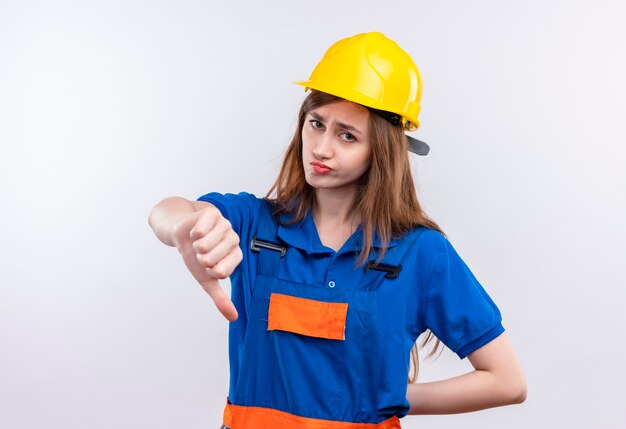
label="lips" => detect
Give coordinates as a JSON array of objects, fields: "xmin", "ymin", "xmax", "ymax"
[{"xmin": 311, "ymin": 161, "xmax": 332, "ymax": 174}]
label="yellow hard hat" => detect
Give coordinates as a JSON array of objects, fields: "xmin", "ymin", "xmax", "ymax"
[{"xmin": 296, "ymin": 32, "xmax": 423, "ymax": 132}]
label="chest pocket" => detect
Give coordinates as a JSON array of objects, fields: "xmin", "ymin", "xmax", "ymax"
[{"xmin": 268, "ymin": 293, "xmax": 348, "ymax": 340}]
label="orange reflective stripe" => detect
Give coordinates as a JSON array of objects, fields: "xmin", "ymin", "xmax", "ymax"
[
  {"xmin": 223, "ymin": 402, "xmax": 402, "ymax": 429},
  {"xmin": 267, "ymin": 293, "xmax": 348, "ymax": 340}
]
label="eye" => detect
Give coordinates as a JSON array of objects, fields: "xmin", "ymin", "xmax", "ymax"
[
  {"xmin": 309, "ymin": 120, "xmax": 324, "ymax": 130},
  {"xmin": 340, "ymin": 132, "xmax": 356, "ymax": 142}
]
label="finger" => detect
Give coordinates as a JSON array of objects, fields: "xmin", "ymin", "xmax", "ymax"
[
  {"xmin": 192, "ymin": 219, "xmax": 233, "ymax": 254},
  {"xmin": 199, "ymin": 277, "xmax": 239, "ymax": 322},
  {"xmin": 196, "ymin": 238, "xmax": 239, "ymax": 269},
  {"xmin": 189, "ymin": 206, "xmax": 221, "ymax": 240},
  {"xmin": 171, "ymin": 213, "xmax": 201, "ymax": 248},
  {"xmin": 205, "ymin": 246, "xmax": 243, "ymax": 280}
]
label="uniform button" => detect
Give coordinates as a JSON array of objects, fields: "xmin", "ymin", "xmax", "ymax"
[{"xmin": 328, "ymin": 281, "xmax": 336, "ymax": 288}]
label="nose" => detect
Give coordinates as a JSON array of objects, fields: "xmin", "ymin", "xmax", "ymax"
[{"xmin": 312, "ymin": 132, "xmax": 334, "ymax": 160}]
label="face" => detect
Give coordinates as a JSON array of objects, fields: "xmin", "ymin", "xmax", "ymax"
[{"xmin": 301, "ymin": 100, "xmax": 372, "ymax": 192}]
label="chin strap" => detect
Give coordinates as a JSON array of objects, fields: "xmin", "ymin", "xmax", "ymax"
[{"xmin": 406, "ymin": 135, "xmax": 430, "ymax": 156}]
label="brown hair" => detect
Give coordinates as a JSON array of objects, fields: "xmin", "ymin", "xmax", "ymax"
[{"xmin": 266, "ymin": 90, "xmax": 443, "ymax": 382}]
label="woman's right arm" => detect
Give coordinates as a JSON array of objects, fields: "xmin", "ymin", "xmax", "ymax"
[
  {"xmin": 148, "ymin": 196, "xmax": 211, "ymax": 246},
  {"xmin": 148, "ymin": 196, "xmax": 242, "ymax": 321}
]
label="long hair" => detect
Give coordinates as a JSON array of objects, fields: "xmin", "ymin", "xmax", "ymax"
[{"xmin": 266, "ymin": 90, "xmax": 444, "ymax": 382}]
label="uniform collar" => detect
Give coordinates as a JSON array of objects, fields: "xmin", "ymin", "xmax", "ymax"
[{"xmin": 276, "ymin": 210, "xmax": 400, "ymax": 255}]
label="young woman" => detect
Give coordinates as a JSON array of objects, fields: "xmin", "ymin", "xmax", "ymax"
[{"xmin": 149, "ymin": 32, "xmax": 526, "ymax": 429}]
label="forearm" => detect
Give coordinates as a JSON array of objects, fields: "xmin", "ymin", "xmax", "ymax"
[
  {"xmin": 407, "ymin": 369, "xmax": 526, "ymax": 415},
  {"xmin": 406, "ymin": 333, "xmax": 527, "ymax": 414},
  {"xmin": 148, "ymin": 196, "xmax": 201, "ymax": 246}
]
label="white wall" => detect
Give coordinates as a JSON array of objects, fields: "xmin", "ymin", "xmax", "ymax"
[{"xmin": 1, "ymin": 1, "xmax": 625, "ymax": 428}]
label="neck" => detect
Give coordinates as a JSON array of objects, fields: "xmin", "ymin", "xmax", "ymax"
[{"xmin": 312, "ymin": 186, "xmax": 361, "ymax": 226}]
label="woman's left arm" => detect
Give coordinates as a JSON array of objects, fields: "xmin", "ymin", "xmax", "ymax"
[{"xmin": 406, "ymin": 333, "xmax": 527, "ymax": 414}]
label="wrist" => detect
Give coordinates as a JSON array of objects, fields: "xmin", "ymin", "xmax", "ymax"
[{"xmin": 149, "ymin": 197, "xmax": 196, "ymax": 247}]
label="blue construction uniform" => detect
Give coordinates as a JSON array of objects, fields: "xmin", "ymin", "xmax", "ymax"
[{"xmin": 198, "ymin": 192, "xmax": 504, "ymax": 428}]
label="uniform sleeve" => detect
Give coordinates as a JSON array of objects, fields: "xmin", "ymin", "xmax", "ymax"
[
  {"xmin": 420, "ymin": 234, "xmax": 505, "ymax": 359},
  {"xmin": 196, "ymin": 191, "xmax": 260, "ymax": 238}
]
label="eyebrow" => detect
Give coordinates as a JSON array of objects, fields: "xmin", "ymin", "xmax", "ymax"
[{"xmin": 309, "ymin": 111, "xmax": 363, "ymax": 135}]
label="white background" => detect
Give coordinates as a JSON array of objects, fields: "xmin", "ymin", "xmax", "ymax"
[{"xmin": 1, "ymin": 1, "xmax": 625, "ymax": 428}]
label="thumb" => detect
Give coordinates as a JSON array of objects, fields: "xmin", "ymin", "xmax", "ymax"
[
  {"xmin": 171, "ymin": 210, "xmax": 201, "ymax": 250},
  {"xmin": 199, "ymin": 277, "xmax": 239, "ymax": 322}
]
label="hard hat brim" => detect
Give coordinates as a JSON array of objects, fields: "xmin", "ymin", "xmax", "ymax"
[
  {"xmin": 296, "ymin": 81, "xmax": 429, "ymax": 155},
  {"xmin": 294, "ymin": 81, "xmax": 420, "ymax": 129}
]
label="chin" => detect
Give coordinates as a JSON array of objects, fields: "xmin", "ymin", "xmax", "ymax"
[{"xmin": 304, "ymin": 177, "xmax": 325, "ymax": 189}]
